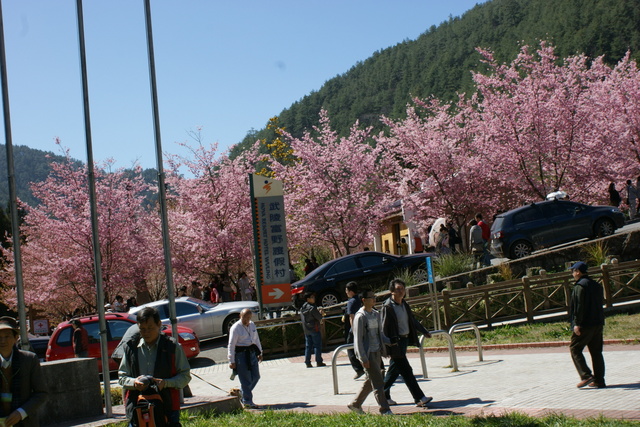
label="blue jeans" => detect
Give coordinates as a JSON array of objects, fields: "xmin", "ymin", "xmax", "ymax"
[
  {"xmin": 236, "ymin": 350, "xmax": 261, "ymax": 404},
  {"xmin": 304, "ymin": 331, "xmax": 323, "ymax": 364}
]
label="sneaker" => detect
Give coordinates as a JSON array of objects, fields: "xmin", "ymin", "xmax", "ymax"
[
  {"xmin": 347, "ymin": 403, "xmax": 364, "ymax": 414},
  {"xmin": 353, "ymin": 370, "xmax": 365, "ymax": 380},
  {"xmin": 386, "ymin": 398, "xmax": 397, "ymax": 406},
  {"xmin": 243, "ymin": 402, "xmax": 259, "ymax": 409},
  {"xmin": 577, "ymin": 377, "xmax": 594, "ymax": 388},
  {"xmin": 381, "ymin": 410, "xmax": 394, "ymax": 415},
  {"xmin": 317, "ymin": 362, "xmax": 327, "ymax": 367},
  {"xmin": 305, "ymin": 362, "xmax": 313, "ymax": 368},
  {"xmin": 416, "ymin": 396, "xmax": 433, "ymax": 407}
]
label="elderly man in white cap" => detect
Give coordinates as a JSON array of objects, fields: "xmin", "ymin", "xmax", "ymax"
[{"xmin": 0, "ymin": 316, "xmax": 48, "ymax": 426}]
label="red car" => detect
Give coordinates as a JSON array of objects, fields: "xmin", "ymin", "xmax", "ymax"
[{"xmin": 46, "ymin": 312, "xmax": 200, "ymax": 372}]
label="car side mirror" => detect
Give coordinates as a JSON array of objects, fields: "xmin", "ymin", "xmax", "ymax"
[{"xmin": 197, "ymin": 305, "xmax": 205, "ymax": 314}]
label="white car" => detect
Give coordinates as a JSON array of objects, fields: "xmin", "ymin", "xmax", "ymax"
[{"xmin": 129, "ymin": 297, "xmax": 259, "ymax": 341}]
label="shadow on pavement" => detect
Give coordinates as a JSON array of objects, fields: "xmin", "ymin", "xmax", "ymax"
[
  {"xmin": 260, "ymin": 402, "xmax": 312, "ymax": 410},
  {"xmin": 190, "ymin": 357, "xmax": 217, "ymax": 368},
  {"xmin": 429, "ymin": 397, "xmax": 495, "ymax": 409},
  {"xmin": 584, "ymin": 382, "xmax": 640, "ymax": 390}
]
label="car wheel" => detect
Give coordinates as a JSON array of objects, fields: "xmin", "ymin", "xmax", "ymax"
[
  {"xmin": 412, "ymin": 268, "xmax": 429, "ymax": 284},
  {"xmin": 318, "ymin": 290, "xmax": 341, "ymax": 307},
  {"xmin": 510, "ymin": 240, "xmax": 533, "ymax": 259},
  {"xmin": 223, "ymin": 313, "xmax": 240, "ymax": 335},
  {"xmin": 594, "ymin": 219, "xmax": 615, "ymax": 238}
]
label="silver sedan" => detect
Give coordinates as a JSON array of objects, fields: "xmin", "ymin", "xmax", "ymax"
[{"xmin": 129, "ymin": 297, "xmax": 259, "ymax": 341}]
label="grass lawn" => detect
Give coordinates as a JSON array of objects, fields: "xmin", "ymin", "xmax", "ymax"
[
  {"xmin": 426, "ymin": 312, "xmax": 640, "ymax": 348},
  {"xmin": 112, "ymin": 410, "xmax": 640, "ymax": 426}
]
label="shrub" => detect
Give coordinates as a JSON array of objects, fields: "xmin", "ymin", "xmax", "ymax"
[
  {"xmin": 101, "ymin": 385, "xmax": 123, "ymax": 407},
  {"xmin": 434, "ymin": 253, "xmax": 474, "ymax": 278},
  {"xmin": 582, "ymin": 241, "xmax": 610, "ymax": 266}
]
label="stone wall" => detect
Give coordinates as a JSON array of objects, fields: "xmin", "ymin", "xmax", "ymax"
[{"xmin": 39, "ymin": 358, "xmax": 103, "ymax": 425}]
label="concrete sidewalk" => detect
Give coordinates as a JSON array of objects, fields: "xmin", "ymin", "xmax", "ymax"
[
  {"xmin": 70, "ymin": 343, "xmax": 640, "ymax": 425},
  {"xmin": 189, "ymin": 344, "xmax": 640, "ymax": 419}
]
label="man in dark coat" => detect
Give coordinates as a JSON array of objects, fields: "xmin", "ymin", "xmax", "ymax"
[
  {"xmin": 0, "ymin": 316, "xmax": 48, "ymax": 427},
  {"xmin": 569, "ymin": 262, "xmax": 606, "ymax": 388},
  {"xmin": 381, "ymin": 279, "xmax": 433, "ymax": 407}
]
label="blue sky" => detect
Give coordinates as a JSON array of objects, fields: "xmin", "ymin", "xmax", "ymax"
[{"xmin": 1, "ymin": 0, "xmax": 485, "ymax": 170}]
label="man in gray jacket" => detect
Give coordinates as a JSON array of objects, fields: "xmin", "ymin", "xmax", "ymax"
[
  {"xmin": 300, "ymin": 292, "xmax": 326, "ymax": 368},
  {"xmin": 348, "ymin": 290, "xmax": 391, "ymax": 415}
]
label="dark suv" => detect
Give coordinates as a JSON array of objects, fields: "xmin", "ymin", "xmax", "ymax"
[
  {"xmin": 291, "ymin": 251, "xmax": 434, "ymax": 307},
  {"xmin": 490, "ymin": 199, "xmax": 625, "ymax": 259}
]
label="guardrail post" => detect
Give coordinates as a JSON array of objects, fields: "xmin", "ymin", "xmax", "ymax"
[
  {"xmin": 282, "ymin": 324, "xmax": 288, "ymax": 353},
  {"xmin": 600, "ymin": 263, "xmax": 613, "ymax": 308},
  {"xmin": 562, "ymin": 276, "xmax": 572, "ymax": 310},
  {"xmin": 441, "ymin": 290, "xmax": 452, "ymax": 329},
  {"xmin": 483, "ymin": 290, "xmax": 491, "ymax": 327},
  {"xmin": 521, "ymin": 276, "xmax": 533, "ymax": 322},
  {"xmin": 331, "ymin": 344, "xmax": 353, "ymax": 395}
]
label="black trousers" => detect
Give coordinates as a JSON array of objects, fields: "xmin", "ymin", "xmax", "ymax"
[
  {"xmin": 346, "ymin": 331, "xmax": 363, "ymax": 373},
  {"xmin": 383, "ymin": 337, "xmax": 425, "ymax": 402},
  {"xmin": 569, "ymin": 324, "xmax": 605, "ymax": 383}
]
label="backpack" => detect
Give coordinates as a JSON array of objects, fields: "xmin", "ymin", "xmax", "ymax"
[{"xmin": 132, "ymin": 382, "xmax": 168, "ymax": 427}]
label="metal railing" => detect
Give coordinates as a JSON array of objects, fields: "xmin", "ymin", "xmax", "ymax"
[
  {"xmin": 419, "ymin": 330, "xmax": 458, "ymax": 376},
  {"xmin": 449, "ymin": 322, "xmax": 483, "ymax": 362},
  {"xmin": 331, "ymin": 343, "xmax": 354, "ymax": 395}
]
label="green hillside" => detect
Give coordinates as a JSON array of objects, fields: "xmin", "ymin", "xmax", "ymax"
[
  {"xmin": 230, "ymin": 0, "xmax": 640, "ymax": 157},
  {"xmin": 0, "ymin": 144, "xmax": 70, "ymax": 208}
]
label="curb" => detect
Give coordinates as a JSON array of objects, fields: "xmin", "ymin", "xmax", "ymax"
[{"xmin": 413, "ymin": 338, "xmax": 639, "ymax": 353}]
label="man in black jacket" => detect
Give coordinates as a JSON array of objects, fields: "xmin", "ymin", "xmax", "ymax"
[
  {"xmin": 569, "ymin": 262, "xmax": 606, "ymax": 388},
  {"xmin": 381, "ymin": 279, "xmax": 433, "ymax": 407}
]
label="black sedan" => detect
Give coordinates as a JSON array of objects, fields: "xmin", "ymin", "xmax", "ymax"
[
  {"xmin": 490, "ymin": 199, "xmax": 625, "ymax": 259},
  {"xmin": 291, "ymin": 251, "xmax": 434, "ymax": 307}
]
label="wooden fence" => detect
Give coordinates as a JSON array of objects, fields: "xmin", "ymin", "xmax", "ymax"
[
  {"xmin": 431, "ymin": 259, "xmax": 640, "ymax": 329},
  {"xmin": 256, "ymin": 259, "xmax": 640, "ymax": 356}
]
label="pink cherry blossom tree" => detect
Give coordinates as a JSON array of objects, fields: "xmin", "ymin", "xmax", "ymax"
[
  {"xmin": 164, "ymin": 135, "xmax": 261, "ymax": 285},
  {"xmin": 471, "ymin": 42, "xmax": 613, "ymax": 206},
  {"xmin": 268, "ymin": 110, "xmax": 396, "ymax": 257},
  {"xmin": 377, "ymin": 96, "xmax": 496, "ymax": 236},
  {"xmin": 590, "ymin": 52, "xmax": 640, "ymax": 182},
  {"xmin": 0, "ymin": 152, "xmax": 157, "ymax": 317}
]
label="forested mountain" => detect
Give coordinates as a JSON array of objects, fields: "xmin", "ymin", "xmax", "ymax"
[
  {"xmin": 0, "ymin": 144, "xmax": 158, "ymax": 209},
  {"xmin": 230, "ymin": 0, "xmax": 640, "ymax": 157},
  {"xmin": 0, "ymin": 144, "xmax": 73, "ymax": 208}
]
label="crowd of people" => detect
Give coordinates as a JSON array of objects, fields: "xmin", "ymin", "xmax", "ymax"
[
  {"xmin": 0, "ymin": 254, "xmax": 607, "ymax": 425},
  {"xmin": 179, "ymin": 273, "xmax": 257, "ymax": 304},
  {"xmin": 608, "ymin": 177, "xmax": 640, "ymax": 219}
]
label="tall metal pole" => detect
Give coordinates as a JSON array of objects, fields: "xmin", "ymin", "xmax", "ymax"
[
  {"xmin": 143, "ymin": 0, "xmax": 178, "ymax": 338},
  {"xmin": 75, "ymin": 0, "xmax": 111, "ymax": 416},
  {"xmin": 0, "ymin": 0, "xmax": 29, "ymax": 350}
]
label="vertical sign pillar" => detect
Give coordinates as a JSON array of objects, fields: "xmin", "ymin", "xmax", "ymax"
[{"xmin": 249, "ymin": 175, "xmax": 291, "ymax": 316}]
